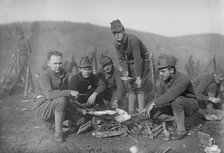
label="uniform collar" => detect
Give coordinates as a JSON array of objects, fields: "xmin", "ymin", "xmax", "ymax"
[{"xmin": 48, "ymin": 68, "xmax": 67, "ymax": 79}]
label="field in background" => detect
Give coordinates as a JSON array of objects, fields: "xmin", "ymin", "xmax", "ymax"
[{"xmin": 0, "ymin": 21, "xmax": 224, "ymax": 78}]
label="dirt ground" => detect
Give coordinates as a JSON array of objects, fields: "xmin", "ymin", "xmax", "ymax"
[{"xmin": 0, "ymin": 93, "xmax": 224, "ymax": 153}]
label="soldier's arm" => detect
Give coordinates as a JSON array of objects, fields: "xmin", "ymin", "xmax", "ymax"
[{"xmin": 155, "ymin": 79, "xmax": 190, "ymax": 106}]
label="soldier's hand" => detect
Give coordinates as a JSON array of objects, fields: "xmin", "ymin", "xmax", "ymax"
[
  {"xmin": 87, "ymin": 92, "xmax": 97, "ymax": 106},
  {"xmin": 146, "ymin": 102, "xmax": 155, "ymax": 118},
  {"xmin": 81, "ymin": 109, "xmax": 87, "ymax": 115},
  {"xmin": 123, "ymin": 71, "xmax": 129, "ymax": 77},
  {"xmin": 209, "ymin": 97, "xmax": 221, "ymax": 104},
  {"xmin": 112, "ymin": 100, "xmax": 118, "ymax": 108},
  {"xmin": 71, "ymin": 90, "xmax": 79, "ymax": 98},
  {"xmin": 135, "ymin": 77, "xmax": 142, "ymax": 88}
]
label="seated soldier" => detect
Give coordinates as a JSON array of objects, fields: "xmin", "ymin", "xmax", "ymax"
[
  {"xmin": 192, "ymin": 72, "xmax": 224, "ymax": 120},
  {"xmin": 97, "ymin": 55, "xmax": 126, "ymax": 109},
  {"xmin": 33, "ymin": 51, "xmax": 79, "ymax": 143},
  {"xmin": 143, "ymin": 54, "xmax": 198, "ymax": 140},
  {"xmin": 69, "ymin": 56, "xmax": 106, "ymax": 114}
]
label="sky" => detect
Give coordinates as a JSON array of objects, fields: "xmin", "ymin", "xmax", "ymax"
[{"xmin": 0, "ymin": 0, "xmax": 224, "ymax": 36}]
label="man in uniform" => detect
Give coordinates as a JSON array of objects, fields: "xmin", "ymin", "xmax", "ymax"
[
  {"xmin": 69, "ymin": 56, "xmax": 106, "ymax": 111},
  {"xmin": 110, "ymin": 19, "xmax": 151, "ymax": 114},
  {"xmin": 9, "ymin": 28, "xmax": 35, "ymax": 94},
  {"xmin": 192, "ymin": 72, "xmax": 224, "ymax": 120},
  {"xmin": 97, "ymin": 55, "xmax": 126, "ymax": 109},
  {"xmin": 33, "ymin": 51, "xmax": 79, "ymax": 143},
  {"xmin": 144, "ymin": 54, "xmax": 198, "ymax": 140}
]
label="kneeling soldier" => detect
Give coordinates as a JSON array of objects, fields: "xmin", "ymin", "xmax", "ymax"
[
  {"xmin": 144, "ymin": 54, "xmax": 198, "ymax": 140},
  {"xmin": 33, "ymin": 51, "xmax": 79, "ymax": 143}
]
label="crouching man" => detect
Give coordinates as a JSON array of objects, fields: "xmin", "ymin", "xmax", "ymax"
[
  {"xmin": 192, "ymin": 72, "xmax": 224, "ymax": 120},
  {"xmin": 33, "ymin": 51, "xmax": 79, "ymax": 143},
  {"xmin": 97, "ymin": 55, "xmax": 126, "ymax": 109},
  {"xmin": 143, "ymin": 54, "xmax": 198, "ymax": 140},
  {"xmin": 69, "ymin": 56, "xmax": 106, "ymax": 115}
]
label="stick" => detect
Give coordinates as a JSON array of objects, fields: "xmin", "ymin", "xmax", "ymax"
[{"xmin": 24, "ymin": 57, "xmax": 30, "ymax": 99}]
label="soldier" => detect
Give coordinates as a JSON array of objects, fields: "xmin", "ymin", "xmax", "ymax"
[
  {"xmin": 63, "ymin": 55, "xmax": 78, "ymax": 81},
  {"xmin": 97, "ymin": 55, "xmax": 126, "ymax": 109},
  {"xmin": 15, "ymin": 27, "xmax": 32, "ymax": 71},
  {"xmin": 8, "ymin": 27, "xmax": 34, "ymax": 94},
  {"xmin": 143, "ymin": 54, "xmax": 198, "ymax": 140},
  {"xmin": 33, "ymin": 51, "xmax": 79, "ymax": 143},
  {"xmin": 110, "ymin": 19, "xmax": 151, "ymax": 114},
  {"xmin": 69, "ymin": 56, "xmax": 106, "ymax": 112},
  {"xmin": 192, "ymin": 72, "xmax": 224, "ymax": 119}
]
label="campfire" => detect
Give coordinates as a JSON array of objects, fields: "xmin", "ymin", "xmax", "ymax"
[{"xmin": 77, "ymin": 108, "xmax": 174, "ymax": 140}]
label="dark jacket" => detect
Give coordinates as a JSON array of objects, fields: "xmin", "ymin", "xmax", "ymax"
[
  {"xmin": 69, "ymin": 73, "xmax": 105, "ymax": 103},
  {"xmin": 97, "ymin": 66, "xmax": 125, "ymax": 101},
  {"xmin": 114, "ymin": 33, "xmax": 150, "ymax": 77},
  {"xmin": 155, "ymin": 71, "xmax": 196, "ymax": 106}
]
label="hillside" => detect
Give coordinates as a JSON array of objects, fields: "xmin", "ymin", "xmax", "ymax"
[{"xmin": 0, "ymin": 21, "xmax": 224, "ymax": 74}]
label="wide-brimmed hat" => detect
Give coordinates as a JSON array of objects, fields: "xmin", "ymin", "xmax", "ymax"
[
  {"xmin": 79, "ymin": 56, "xmax": 92, "ymax": 68},
  {"xmin": 157, "ymin": 54, "xmax": 176, "ymax": 69},
  {"xmin": 100, "ymin": 55, "xmax": 113, "ymax": 66},
  {"xmin": 110, "ymin": 19, "xmax": 125, "ymax": 33}
]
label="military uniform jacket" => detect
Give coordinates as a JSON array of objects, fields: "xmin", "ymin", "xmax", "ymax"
[
  {"xmin": 155, "ymin": 71, "xmax": 196, "ymax": 106},
  {"xmin": 16, "ymin": 37, "xmax": 32, "ymax": 56},
  {"xmin": 69, "ymin": 73, "xmax": 105, "ymax": 103},
  {"xmin": 192, "ymin": 73, "xmax": 219, "ymax": 102},
  {"xmin": 114, "ymin": 33, "xmax": 150, "ymax": 77},
  {"xmin": 37, "ymin": 68, "xmax": 71, "ymax": 100},
  {"xmin": 33, "ymin": 68, "xmax": 71, "ymax": 111},
  {"xmin": 97, "ymin": 67, "xmax": 125, "ymax": 101}
]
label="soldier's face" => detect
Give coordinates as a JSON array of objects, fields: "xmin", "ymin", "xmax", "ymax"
[
  {"xmin": 159, "ymin": 68, "xmax": 173, "ymax": 81},
  {"xmin": 113, "ymin": 30, "xmax": 125, "ymax": 41},
  {"xmin": 80, "ymin": 67, "xmax": 92, "ymax": 78},
  {"xmin": 48, "ymin": 55, "xmax": 63, "ymax": 73},
  {"xmin": 103, "ymin": 63, "xmax": 113, "ymax": 73}
]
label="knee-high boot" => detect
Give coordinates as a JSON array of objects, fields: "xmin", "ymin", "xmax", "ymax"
[
  {"xmin": 128, "ymin": 91, "xmax": 136, "ymax": 114},
  {"xmin": 137, "ymin": 93, "xmax": 145, "ymax": 111},
  {"xmin": 54, "ymin": 111, "xmax": 65, "ymax": 142}
]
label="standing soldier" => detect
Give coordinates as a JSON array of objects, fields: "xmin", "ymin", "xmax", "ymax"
[
  {"xmin": 63, "ymin": 55, "xmax": 78, "ymax": 81},
  {"xmin": 144, "ymin": 54, "xmax": 198, "ymax": 140},
  {"xmin": 9, "ymin": 27, "xmax": 34, "ymax": 95},
  {"xmin": 192, "ymin": 72, "xmax": 224, "ymax": 120},
  {"xmin": 97, "ymin": 55, "xmax": 126, "ymax": 109},
  {"xmin": 33, "ymin": 51, "xmax": 79, "ymax": 143},
  {"xmin": 110, "ymin": 19, "xmax": 151, "ymax": 114}
]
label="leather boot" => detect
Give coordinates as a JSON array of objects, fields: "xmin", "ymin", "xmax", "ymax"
[
  {"xmin": 171, "ymin": 110, "xmax": 187, "ymax": 140},
  {"xmin": 54, "ymin": 111, "xmax": 65, "ymax": 143},
  {"xmin": 137, "ymin": 93, "xmax": 145, "ymax": 111},
  {"xmin": 128, "ymin": 92, "xmax": 136, "ymax": 114}
]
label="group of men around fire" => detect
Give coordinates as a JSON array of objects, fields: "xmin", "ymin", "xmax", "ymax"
[{"xmin": 24, "ymin": 19, "xmax": 224, "ymax": 143}]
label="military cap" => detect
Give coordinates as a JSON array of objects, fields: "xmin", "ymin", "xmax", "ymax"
[
  {"xmin": 100, "ymin": 55, "xmax": 113, "ymax": 66},
  {"xmin": 157, "ymin": 54, "xmax": 176, "ymax": 69},
  {"xmin": 79, "ymin": 56, "xmax": 92, "ymax": 68},
  {"xmin": 110, "ymin": 19, "xmax": 125, "ymax": 33}
]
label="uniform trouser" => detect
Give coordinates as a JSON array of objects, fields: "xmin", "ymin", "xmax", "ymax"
[
  {"xmin": 126, "ymin": 62, "xmax": 152, "ymax": 113},
  {"xmin": 34, "ymin": 97, "xmax": 67, "ymax": 122},
  {"xmin": 159, "ymin": 96, "xmax": 198, "ymax": 131}
]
